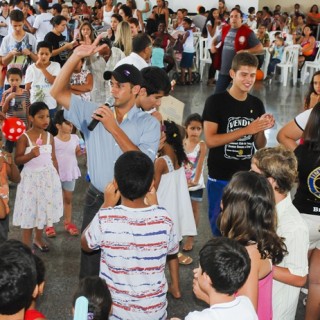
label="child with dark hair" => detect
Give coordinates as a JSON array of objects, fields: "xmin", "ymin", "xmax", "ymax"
[
  {"xmin": 25, "ymin": 255, "xmax": 47, "ymax": 320},
  {"xmin": 81, "ymin": 150, "xmax": 178, "ymax": 320},
  {"xmin": 187, "ymin": 237, "xmax": 257, "ymax": 319},
  {"xmin": 183, "ymin": 113, "xmax": 206, "ymax": 252},
  {"xmin": 25, "ymin": 41, "xmax": 61, "ymax": 120},
  {"xmin": 218, "ymin": 171, "xmax": 287, "ymax": 320},
  {"xmin": 1, "ymin": 67, "xmax": 29, "ymax": 129},
  {"xmin": 151, "ymin": 37, "xmax": 164, "ymax": 68},
  {"xmin": 155, "ymin": 120, "xmax": 197, "ymax": 298},
  {"xmin": 0, "ymin": 239, "xmax": 37, "ymax": 319},
  {"xmin": 72, "ymin": 276, "xmax": 112, "ymax": 320},
  {"xmin": 53, "ymin": 109, "xmax": 82, "ymax": 236},
  {"xmin": 0, "ymin": 9, "xmax": 37, "ymax": 87},
  {"xmin": 178, "ymin": 17, "xmax": 195, "ymax": 85},
  {"xmin": 13, "ymin": 102, "xmax": 63, "ymax": 250}
]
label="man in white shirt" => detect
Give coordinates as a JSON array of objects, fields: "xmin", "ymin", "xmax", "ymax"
[
  {"xmin": 114, "ymin": 33, "xmax": 151, "ymax": 70},
  {"xmin": 251, "ymin": 146, "xmax": 309, "ymax": 320},
  {"xmin": 31, "ymin": 0, "xmax": 53, "ymax": 43}
]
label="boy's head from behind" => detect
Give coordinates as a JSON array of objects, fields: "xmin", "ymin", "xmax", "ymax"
[
  {"xmin": 114, "ymin": 151, "xmax": 154, "ymax": 201},
  {"xmin": 7, "ymin": 67, "xmax": 22, "ymax": 87},
  {"xmin": 73, "ymin": 276, "xmax": 112, "ymax": 320},
  {"xmin": 0, "ymin": 240, "xmax": 37, "ymax": 315},
  {"xmin": 198, "ymin": 237, "xmax": 251, "ymax": 296}
]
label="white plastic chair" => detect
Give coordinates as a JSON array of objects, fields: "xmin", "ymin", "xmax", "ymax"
[
  {"xmin": 301, "ymin": 42, "xmax": 320, "ymax": 84},
  {"xmin": 199, "ymin": 37, "xmax": 212, "ymax": 81},
  {"xmin": 275, "ymin": 45, "xmax": 300, "ymax": 86},
  {"xmin": 261, "ymin": 47, "xmax": 271, "ymax": 79},
  {"xmin": 193, "ymin": 32, "xmax": 201, "ymax": 69}
]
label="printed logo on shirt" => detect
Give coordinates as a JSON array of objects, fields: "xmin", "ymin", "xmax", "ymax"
[
  {"xmin": 224, "ymin": 116, "xmax": 254, "ymax": 160},
  {"xmin": 308, "ymin": 166, "xmax": 320, "ymax": 199}
]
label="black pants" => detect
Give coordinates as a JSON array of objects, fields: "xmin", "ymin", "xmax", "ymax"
[{"xmin": 79, "ymin": 183, "xmax": 104, "ymax": 279}]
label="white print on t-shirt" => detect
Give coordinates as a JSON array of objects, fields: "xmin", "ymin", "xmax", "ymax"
[{"xmin": 224, "ymin": 116, "xmax": 254, "ymax": 160}]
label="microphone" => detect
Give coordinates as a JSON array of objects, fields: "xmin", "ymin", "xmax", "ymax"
[{"xmin": 87, "ymin": 96, "xmax": 115, "ymax": 131}]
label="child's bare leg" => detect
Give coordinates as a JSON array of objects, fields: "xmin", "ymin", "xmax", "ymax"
[
  {"xmin": 167, "ymin": 254, "xmax": 181, "ymax": 298},
  {"xmin": 183, "ymin": 200, "xmax": 199, "ymax": 251},
  {"xmin": 22, "ymin": 228, "xmax": 33, "ymax": 248},
  {"xmin": 188, "ymin": 68, "xmax": 192, "ymax": 83},
  {"xmin": 63, "ymin": 189, "xmax": 73, "ymax": 224},
  {"xmin": 34, "ymin": 228, "xmax": 45, "ymax": 246},
  {"xmin": 180, "ymin": 68, "xmax": 186, "ymax": 83}
]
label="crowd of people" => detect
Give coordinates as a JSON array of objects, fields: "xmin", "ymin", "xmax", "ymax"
[{"xmin": 0, "ymin": 0, "xmax": 319, "ymax": 320}]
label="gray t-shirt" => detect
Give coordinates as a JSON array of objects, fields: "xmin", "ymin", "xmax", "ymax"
[{"xmin": 217, "ymin": 27, "xmax": 260, "ymax": 75}]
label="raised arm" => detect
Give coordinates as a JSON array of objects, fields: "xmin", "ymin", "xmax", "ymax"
[{"xmin": 50, "ymin": 40, "xmax": 106, "ymax": 109}]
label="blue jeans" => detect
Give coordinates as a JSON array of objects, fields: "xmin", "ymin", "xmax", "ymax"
[
  {"xmin": 214, "ymin": 73, "xmax": 232, "ymax": 94},
  {"xmin": 207, "ymin": 177, "xmax": 229, "ymax": 236},
  {"xmin": 79, "ymin": 183, "xmax": 104, "ymax": 279}
]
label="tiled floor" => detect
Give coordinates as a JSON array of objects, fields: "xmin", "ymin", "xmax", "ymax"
[{"xmin": 7, "ymin": 75, "xmax": 307, "ymax": 319}]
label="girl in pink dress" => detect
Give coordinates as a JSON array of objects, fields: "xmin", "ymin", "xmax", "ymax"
[{"xmin": 52, "ymin": 110, "xmax": 82, "ymax": 236}]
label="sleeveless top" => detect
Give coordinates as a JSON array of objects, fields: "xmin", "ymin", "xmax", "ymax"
[
  {"xmin": 0, "ymin": 159, "xmax": 9, "ymax": 214},
  {"xmin": 183, "ymin": 30, "xmax": 195, "ymax": 53},
  {"xmin": 257, "ymin": 260, "xmax": 273, "ymax": 320},
  {"xmin": 184, "ymin": 142, "xmax": 205, "ymax": 191},
  {"xmin": 103, "ymin": 6, "xmax": 114, "ymax": 26},
  {"xmin": 23, "ymin": 132, "xmax": 52, "ymax": 172}
]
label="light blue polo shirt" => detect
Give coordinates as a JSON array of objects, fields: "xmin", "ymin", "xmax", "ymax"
[{"xmin": 64, "ymin": 94, "xmax": 160, "ymax": 192}]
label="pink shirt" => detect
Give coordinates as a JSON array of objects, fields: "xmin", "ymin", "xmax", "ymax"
[{"xmin": 54, "ymin": 134, "xmax": 81, "ymax": 182}]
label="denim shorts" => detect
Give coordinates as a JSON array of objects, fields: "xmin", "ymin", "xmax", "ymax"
[
  {"xmin": 61, "ymin": 179, "xmax": 76, "ymax": 192},
  {"xmin": 189, "ymin": 188, "xmax": 204, "ymax": 202}
]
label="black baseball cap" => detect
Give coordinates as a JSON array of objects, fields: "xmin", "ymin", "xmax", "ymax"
[
  {"xmin": 36, "ymin": 0, "xmax": 48, "ymax": 10},
  {"xmin": 104, "ymin": 64, "xmax": 142, "ymax": 86}
]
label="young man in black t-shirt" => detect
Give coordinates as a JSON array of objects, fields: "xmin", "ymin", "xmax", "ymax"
[{"xmin": 202, "ymin": 52, "xmax": 274, "ymax": 235}]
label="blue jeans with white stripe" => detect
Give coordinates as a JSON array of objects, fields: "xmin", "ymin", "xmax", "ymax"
[{"xmin": 207, "ymin": 177, "xmax": 229, "ymax": 236}]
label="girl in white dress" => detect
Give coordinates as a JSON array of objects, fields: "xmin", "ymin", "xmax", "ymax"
[
  {"xmin": 13, "ymin": 102, "xmax": 63, "ymax": 252},
  {"xmin": 155, "ymin": 120, "xmax": 197, "ymax": 299}
]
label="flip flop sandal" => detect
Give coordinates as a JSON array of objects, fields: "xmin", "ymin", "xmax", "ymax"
[
  {"xmin": 33, "ymin": 242, "xmax": 49, "ymax": 252},
  {"xmin": 178, "ymin": 252, "xmax": 193, "ymax": 265},
  {"xmin": 65, "ymin": 222, "xmax": 79, "ymax": 236},
  {"xmin": 45, "ymin": 226, "xmax": 56, "ymax": 238}
]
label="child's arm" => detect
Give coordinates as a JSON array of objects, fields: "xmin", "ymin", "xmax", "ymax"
[
  {"xmin": 15, "ymin": 134, "xmax": 40, "ymax": 166},
  {"xmin": 190, "ymin": 141, "xmax": 206, "ymax": 186},
  {"xmin": 237, "ymin": 245, "xmax": 260, "ymax": 311},
  {"xmin": 36, "ymin": 61, "xmax": 56, "ymax": 84},
  {"xmin": 70, "ymin": 73, "xmax": 93, "ymax": 94},
  {"xmin": 273, "ymin": 266, "xmax": 307, "ymax": 287},
  {"xmin": 181, "ymin": 31, "xmax": 190, "ymax": 45},
  {"xmin": 154, "ymin": 157, "xmax": 167, "ymax": 190},
  {"xmin": 2, "ymin": 90, "xmax": 15, "ymax": 114},
  {"xmin": 5, "ymin": 153, "xmax": 20, "ymax": 184},
  {"xmin": 101, "ymin": 181, "xmax": 120, "ymax": 208},
  {"xmin": 51, "ymin": 42, "xmax": 75, "ymax": 57},
  {"xmin": 50, "ymin": 134, "xmax": 59, "ymax": 173}
]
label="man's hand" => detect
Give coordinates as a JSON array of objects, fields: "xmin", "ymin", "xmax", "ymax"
[
  {"xmin": 72, "ymin": 38, "xmax": 107, "ymax": 59},
  {"xmin": 246, "ymin": 116, "xmax": 274, "ymax": 135},
  {"xmin": 21, "ymin": 48, "xmax": 32, "ymax": 56},
  {"xmin": 92, "ymin": 105, "xmax": 118, "ymax": 133},
  {"xmin": 102, "ymin": 182, "xmax": 120, "ymax": 208}
]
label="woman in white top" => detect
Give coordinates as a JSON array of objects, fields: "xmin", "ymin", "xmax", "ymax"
[
  {"xmin": 203, "ymin": 8, "xmax": 221, "ymax": 86},
  {"xmin": 126, "ymin": 0, "xmax": 144, "ymax": 32},
  {"xmin": 102, "ymin": 0, "xmax": 115, "ymax": 27}
]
